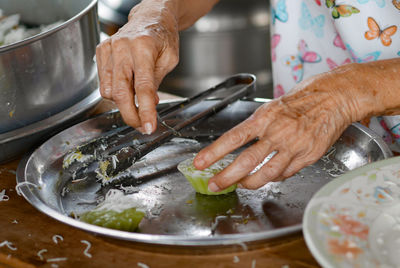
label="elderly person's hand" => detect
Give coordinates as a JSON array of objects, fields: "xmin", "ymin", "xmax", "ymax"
[
  {"xmin": 96, "ymin": 0, "xmax": 218, "ymax": 134},
  {"xmin": 96, "ymin": 1, "xmax": 178, "ymax": 134},
  {"xmin": 194, "ymin": 59, "xmax": 400, "ymax": 191}
]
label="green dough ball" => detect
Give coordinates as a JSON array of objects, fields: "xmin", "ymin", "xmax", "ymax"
[
  {"xmin": 79, "ymin": 208, "xmax": 145, "ymax": 232},
  {"xmin": 177, "ymin": 154, "xmax": 237, "ymax": 195}
]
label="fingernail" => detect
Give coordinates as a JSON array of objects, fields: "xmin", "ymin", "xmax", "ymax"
[
  {"xmin": 237, "ymin": 183, "xmax": 244, "ymax": 189},
  {"xmin": 144, "ymin": 123, "xmax": 153, "ymax": 135},
  {"xmin": 208, "ymin": 182, "xmax": 221, "ymax": 193}
]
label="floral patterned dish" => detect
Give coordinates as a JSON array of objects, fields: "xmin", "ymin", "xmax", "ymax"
[{"xmin": 303, "ymin": 156, "xmax": 400, "ymax": 268}]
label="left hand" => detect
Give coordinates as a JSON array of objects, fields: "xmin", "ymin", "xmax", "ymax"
[{"xmin": 193, "ymin": 71, "xmax": 358, "ymax": 191}]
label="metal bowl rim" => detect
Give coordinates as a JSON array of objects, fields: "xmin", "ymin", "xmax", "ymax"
[
  {"xmin": 0, "ymin": 89, "xmax": 102, "ymax": 143},
  {"xmin": 350, "ymin": 122, "xmax": 393, "ymax": 159},
  {"xmin": 0, "ymin": 0, "xmax": 98, "ymax": 53}
]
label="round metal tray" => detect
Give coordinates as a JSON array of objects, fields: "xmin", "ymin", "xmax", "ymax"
[{"xmin": 16, "ymin": 99, "xmax": 392, "ymax": 247}]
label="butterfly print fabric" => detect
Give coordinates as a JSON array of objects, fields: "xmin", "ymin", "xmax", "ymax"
[
  {"xmin": 270, "ymin": 0, "xmax": 400, "ymax": 149},
  {"xmin": 364, "ymin": 17, "xmax": 397, "ymax": 46}
]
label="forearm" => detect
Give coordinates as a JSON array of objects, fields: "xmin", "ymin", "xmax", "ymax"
[
  {"xmin": 175, "ymin": 0, "xmax": 219, "ymax": 30},
  {"xmin": 129, "ymin": 0, "xmax": 219, "ymax": 31},
  {"xmin": 300, "ymin": 59, "xmax": 400, "ymax": 123},
  {"xmin": 337, "ymin": 59, "xmax": 400, "ymax": 121}
]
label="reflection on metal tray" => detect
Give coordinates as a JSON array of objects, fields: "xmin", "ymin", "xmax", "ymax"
[{"xmin": 16, "ymin": 99, "xmax": 392, "ymax": 247}]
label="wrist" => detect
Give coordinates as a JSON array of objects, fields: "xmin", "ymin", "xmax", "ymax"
[
  {"xmin": 327, "ymin": 63, "xmax": 381, "ymax": 123},
  {"xmin": 332, "ymin": 60, "xmax": 400, "ymax": 122},
  {"xmin": 128, "ymin": 0, "xmax": 178, "ymax": 22},
  {"xmin": 128, "ymin": 0, "xmax": 218, "ymax": 31},
  {"xmin": 126, "ymin": 0, "xmax": 179, "ymax": 38},
  {"xmin": 174, "ymin": 0, "xmax": 219, "ymax": 30}
]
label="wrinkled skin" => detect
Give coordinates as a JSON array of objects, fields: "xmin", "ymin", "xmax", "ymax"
[
  {"xmin": 96, "ymin": 0, "xmax": 218, "ymax": 134},
  {"xmin": 96, "ymin": 0, "xmax": 400, "ymax": 191},
  {"xmin": 194, "ymin": 73, "xmax": 354, "ymax": 191},
  {"xmin": 194, "ymin": 60, "xmax": 400, "ymax": 191},
  {"xmin": 96, "ymin": 1, "xmax": 180, "ymax": 134}
]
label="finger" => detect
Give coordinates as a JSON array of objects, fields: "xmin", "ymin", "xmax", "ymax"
[
  {"xmin": 238, "ymin": 150, "xmax": 292, "ymax": 190},
  {"xmin": 207, "ymin": 138, "xmax": 273, "ymax": 192},
  {"xmin": 136, "ymin": 80, "xmax": 158, "ymax": 134},
  {"xmin": 154, "ymin": 65, "xmax": 169, "ymax": 89},
  {"xmin": 154, "ymin": 93, "xmax": 160, "ymax": 106},
  {"xmin": 96, "ymin": 39, "xmax": 113, "ymax": 99},
  {"xmin": 281, "ymin": 150, "xmax": 324, "ymax": 178},
  {"xmin": 194, "ymin": 117, "xmax": 259, "ymax": 170},
  {"xmin": 132, "ymin": 42, "xmax": 159, "ymax": 134},
  {"xmin": 154, "ymin": 48, "xmax": 179, "ymax": 88},
  {"xmin": 111, "ymin": 39, "xmax": 141, "ymax": 127}
]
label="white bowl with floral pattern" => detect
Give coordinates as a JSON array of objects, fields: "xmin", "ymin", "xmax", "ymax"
[{"xmin": 303, "ymin": 156, "xmax": 400, "ymax": 268}]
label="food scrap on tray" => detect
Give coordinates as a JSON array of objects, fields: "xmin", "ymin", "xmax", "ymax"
[
  {"xmin": 80, "ymin": 208, "xmax": 144, "ymax": 232},
  {"xmin": 62, "ymin": 150, "xmax": 93, "ymax": 169},
  {"xmin": 78, "ymin": 189, "xmax": 145, "ymax": 232}
]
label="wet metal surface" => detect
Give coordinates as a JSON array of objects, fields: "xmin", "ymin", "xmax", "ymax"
[{"xmin": 17, "ymin": 99, "xmax": 392, "ymax": 247}]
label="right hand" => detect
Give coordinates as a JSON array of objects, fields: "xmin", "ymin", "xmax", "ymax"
[
  {"xmin": 193, "ymin": 68, "xmax": 365, "ymax": 191},
  {"xmin": 95, "ymin": 1, "xmax": 180, "ymax": 134}
]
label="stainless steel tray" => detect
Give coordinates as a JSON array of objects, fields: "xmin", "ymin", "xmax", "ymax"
[
  {"xmin": 16, "ymin": 99, "xmax": 392, "ymax": 247},
  {"xmin": 0, "ymin": 32, "xmax": 109, "ymax": 164}
]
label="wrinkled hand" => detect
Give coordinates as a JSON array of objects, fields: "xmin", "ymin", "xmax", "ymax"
[
  {"xmin": 193, "ymin": 73, "xmax": 358, "ymax": 191},
  {"xmin": 96, "ymin": 2, "xmax": 179, "ymax": 134}
]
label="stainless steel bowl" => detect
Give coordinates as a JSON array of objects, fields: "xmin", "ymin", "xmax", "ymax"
[
  {"xmin": 160, "ymin": 0, "xmax": 271, "ymax": 98},
  {"xmin": 0, "ymin": 90, "xmax": 101, "ymax": 163},
  {"xmin": 0, "ymin": 0, "xmax": 100, "ymax": 133}
]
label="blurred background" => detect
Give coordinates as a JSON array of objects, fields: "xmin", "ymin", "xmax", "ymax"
[{"xmin": 98, "ymin": 0, "xmax": 273, "ymax": 98}]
